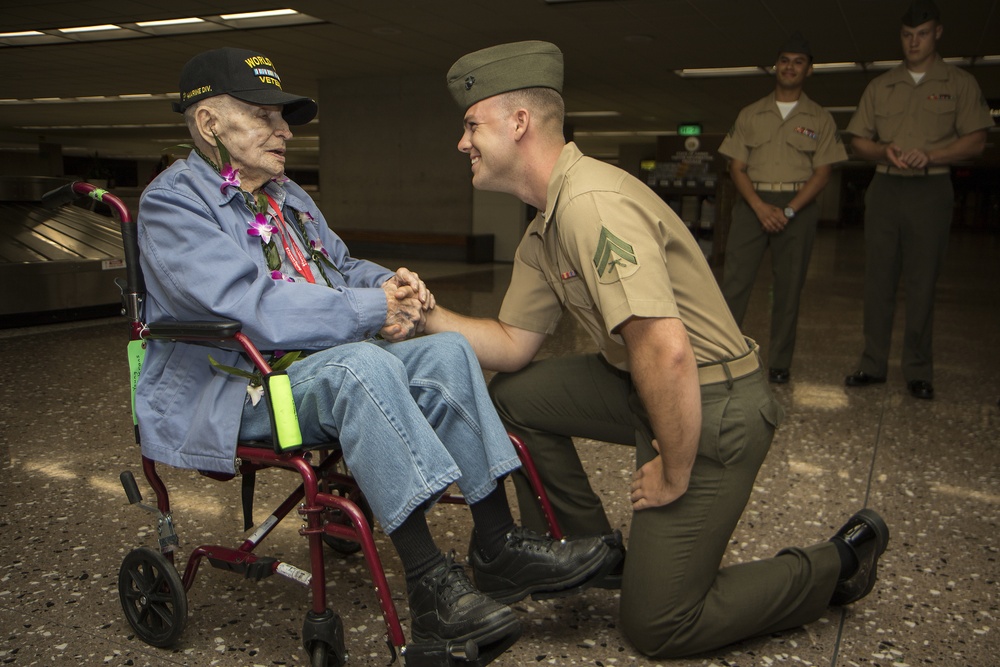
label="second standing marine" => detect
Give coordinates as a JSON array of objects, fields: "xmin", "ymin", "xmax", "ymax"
[{"xmin": 843, "ymin": 0, "xmax": 992, "ymax": 400}]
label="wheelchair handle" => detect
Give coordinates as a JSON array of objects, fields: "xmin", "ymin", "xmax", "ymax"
[
  {"xmin": 41, "ymin": 181, "xmax": 83, "ymax": 209},
  {"xmin": 42, "ymin": 180, "xmax": 144, "ymax": 301}
]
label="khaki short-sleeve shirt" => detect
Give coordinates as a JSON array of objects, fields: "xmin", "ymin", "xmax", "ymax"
[
  {"xmin": 498, "ymin": 142, "xmax": 747, "ymax": 371},
  {"xmin": 718, "ymin": 91, "xmax": 848, "ymax": 182},
  {"xmin": 846, "ymin": 56, "xmax": 993, "ymax": 157}
]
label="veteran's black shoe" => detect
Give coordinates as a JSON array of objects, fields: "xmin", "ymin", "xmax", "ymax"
[
  {"xmin": 829, "ymin": 509, "xmax": 890, "ymax": 606},
  {"xmin": 469, "ymin": 527, "xmax": 610, "ymax": 604},
  {"xmin": 408, "ymin": 554, "xmax": 521, "ymax": 656},
  {"xmin": 768, "ymin": 368, "xmax": 790, "ymax": 384},
  {"xmin": 844, "ymin": 370, "xmax": 887, "ymax": 387},
  {"xmin": 907, "ymin": 380, "xmax": 934, "ymax": 400}
]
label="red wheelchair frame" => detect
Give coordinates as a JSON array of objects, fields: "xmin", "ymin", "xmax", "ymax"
[{"xmin": 43, "ymin": 181, "xmax": 563, "ymax": 666}]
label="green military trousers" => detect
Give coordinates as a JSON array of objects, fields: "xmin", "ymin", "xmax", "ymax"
[
  {"xmin": 859, "ymin": 173, "xmax": 954, "ymax": 383},
  {"xmin": 721, "ymin": 192, "xmax": 820, "ymax": 371},
  {"xmin": 489, "ymin": 353, "xmax": 840, "ymax": 658}
]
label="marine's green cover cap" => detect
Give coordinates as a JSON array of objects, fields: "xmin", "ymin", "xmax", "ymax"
[
  {"xmin": 902, "ymin": 0, "xmax": 940, "ymax": 27},
  {"xmin": 778, "ymin": 31, "xmax": 812, "ymax": 59},
  {"xmin": 447, "ymin": 40, "xmax": 563, "ymax": 110}
]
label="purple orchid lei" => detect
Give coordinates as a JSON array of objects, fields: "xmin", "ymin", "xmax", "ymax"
[{"xmin": 193, "ymin": 135, "xmax": 339, "ymax": 286}]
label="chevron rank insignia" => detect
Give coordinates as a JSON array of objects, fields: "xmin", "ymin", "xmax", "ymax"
[{"xmin": 593, "ymin": 226, "xmax": 638, "ymax": 282}]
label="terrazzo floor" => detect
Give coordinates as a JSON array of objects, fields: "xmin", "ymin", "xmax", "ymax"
[{"xmin": 1, "ymin": 226, "xmax": 997, "ymax": 666}]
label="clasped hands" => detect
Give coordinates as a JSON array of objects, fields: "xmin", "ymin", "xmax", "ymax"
[
  {"xmin": 752, "ymin": 200, "xmax": 790, "ymax": 234},
  {"xmin": 380, "ymin": 267, "xmax": 437, "ymax": 342},
  {"xmin": 886, "ymin": 143, "xmax": 931, "ymax": 170}
]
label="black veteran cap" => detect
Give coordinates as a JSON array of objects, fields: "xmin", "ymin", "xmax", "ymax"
[
  {"xmin": 778, "ymin": 31, "xmax": 812, "ymax": 60},
  {"xmin": 173, "ymin": 47, "xmax": 317, "ymax": 125},
  {"xmin": 447, "ymin": 40, "xmax": 563, "ymax": 109},
  {"xmin": 901, "ymin": 0, "xmax": 941, "ymax": 26}
]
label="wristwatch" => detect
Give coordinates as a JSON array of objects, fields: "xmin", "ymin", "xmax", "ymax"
[{"xmin": 783, "ymin": 206, "xmax": 796, "ymax": 219}]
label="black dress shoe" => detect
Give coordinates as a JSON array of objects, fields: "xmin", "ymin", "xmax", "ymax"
[
  {"xmin": 768, "ymin": 368, "xmax": 790, "ymax": 384},
  {"xmin": 469, "ymin": 527, "xmax": 609, "ymax": 604},
  {"xmin": 907, "ymin": 380, "xmax": 934, "ymax": 400},
  {"xmin": 829, "ymin": 509, "xmax": 890, "ymax": 606},
  {"xmin": 408, "ymin": 553, "xmax": 521, "ymax": 648},
  {"xmin": 844, "ymin": 370, "xmax": 886, "ymax": 387}
]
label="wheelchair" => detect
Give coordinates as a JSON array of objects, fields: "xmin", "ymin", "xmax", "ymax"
[{"xmin": 42, "ymin": 181, "xmax": 566, "ymax": 667}]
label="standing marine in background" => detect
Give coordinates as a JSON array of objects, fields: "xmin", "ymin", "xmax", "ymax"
[
  {"xmin": 718, "ymin": 32, "xmax": 848, "ymax": 384},
  {"xmin": 843, "ymin": 0, "xmax": 993, "ymax": 399}
]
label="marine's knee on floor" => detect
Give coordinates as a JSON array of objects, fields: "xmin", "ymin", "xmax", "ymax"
[{"xmin": 619, "ymin": 599, "xmax": 690, "ymax": 659}]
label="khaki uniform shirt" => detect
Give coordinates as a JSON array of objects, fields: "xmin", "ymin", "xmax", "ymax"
[
  {"xmin": 498, "ymin": 142, "xmax": 747, "ymax": 371},
  {"xmin": 846, "ymin": 55, "xmax": 993, "ymax": 161},
  {"xmin": 718, "ymin": 91, "xmax": 847, "ymax": 182}
]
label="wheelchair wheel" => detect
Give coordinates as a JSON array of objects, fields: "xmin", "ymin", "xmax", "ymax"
[
  {"xmin": 310, "ymin": 640, "xmax": 343, "ymax": 667},
  {"xmin": 322, "ymin": 482, "xmax": 374, "ymax": 556},
  {"xmin": 303, "ymin": 609, "xmax": 346, "ymax": 667},
  {"xmin": 118, "ymin": 547, "xmax": 188, "ymax": 647}
]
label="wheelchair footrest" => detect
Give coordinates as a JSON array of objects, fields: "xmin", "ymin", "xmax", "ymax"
[
  {"xmin": 206, "ymin": 554, "xmax": 277, "ymax": 581},
  {"xmin": 403, "ymin": 621, "xmax": 522, "ymax": 667}
]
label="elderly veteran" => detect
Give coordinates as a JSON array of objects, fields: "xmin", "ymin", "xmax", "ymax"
[
  {"xmin": 425, "ymin": 40, "xmax": 890, "ymax": 658},
  {"xmin": 718, "ymin": 32, "xmax": 847, "ymax": 385},
  {"xmin": 844, "ymin": 0, "xmax": 993, "ymax": 400},
  {"xmin": 137, "ymin": 46, "xmax": 612, "ymax": 664}
]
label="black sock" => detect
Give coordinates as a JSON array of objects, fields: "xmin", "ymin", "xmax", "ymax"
[
  {"xmin": 833, "ymin": 538, "xmax": 858, "ymax": 580},
  {"xmin": 389, "ymin": 510, "xmax": 444, "ymax": 591},
  {"xmin": 468, "ymin": 479, "xmax": 516, "ymax": 562}
]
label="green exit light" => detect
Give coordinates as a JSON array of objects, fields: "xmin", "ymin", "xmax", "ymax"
[{"xmin": 678, "ymin": 123, "xmax": 702, "ymax": 136}]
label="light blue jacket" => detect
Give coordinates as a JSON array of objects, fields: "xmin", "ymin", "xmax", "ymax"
[{"xmin": 135, "ymin": 153, "xmax": 393, "ymax": 473}]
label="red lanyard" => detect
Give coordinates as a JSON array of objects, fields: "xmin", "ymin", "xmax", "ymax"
[{"xmin": 265, "ymin": 193, "xmax": 315, "ymax": 284}]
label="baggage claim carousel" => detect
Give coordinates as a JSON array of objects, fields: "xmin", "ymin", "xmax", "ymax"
[{"xmin": 0, "ymin": 176, "xmax": 127, "ymax": 327}]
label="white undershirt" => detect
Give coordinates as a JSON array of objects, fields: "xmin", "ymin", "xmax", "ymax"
[
  {"xmin": 776, "ymin": 100, "xmax": 798, "ymax": 120},
  {"xmin": 909, "ymin": 70, "xmax": 926, "ymax": 84}
]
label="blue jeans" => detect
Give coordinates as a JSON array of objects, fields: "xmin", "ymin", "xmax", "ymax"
[{"xmin": 238, "ymin": 332, "xmax": 521, "ymax": 533}]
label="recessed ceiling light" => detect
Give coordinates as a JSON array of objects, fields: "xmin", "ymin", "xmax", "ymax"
[
  {"xmin": 811, "ymin": 62, "xmax": 862, "ymax": 72},
  {"xmin": 58, "ymin": 24, "xmax": 121, "ymax": 33},
  {"xmin": 566, "ymin": 111, "xmax": 621, "ymax": 118},
  {"xmin": 136, "ymin": 17, "xmax": 205, "ymax": 27},
  {"xmin": 574, "ymin": 130, "xmax": 673, "ymax": 137},
  {"xmin": 0, "ymin": 30, "xmax": 44, "ymax": 38},
  {"xmin": 221, "ymin": 9, "xmax": 297, "ymax": 20},
  {"xmin": 675, "ymin": 66, "xmax": 766, "ymax": 78}
]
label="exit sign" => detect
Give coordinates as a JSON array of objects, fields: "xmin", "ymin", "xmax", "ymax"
[{"xmin": 678, "ymin": 123, "xmax": 702, "ymax": 136}]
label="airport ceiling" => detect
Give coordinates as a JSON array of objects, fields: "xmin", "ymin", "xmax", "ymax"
[{"xmin": 1, "ymin": 0, "xmax": 998, "ymax": 162}]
